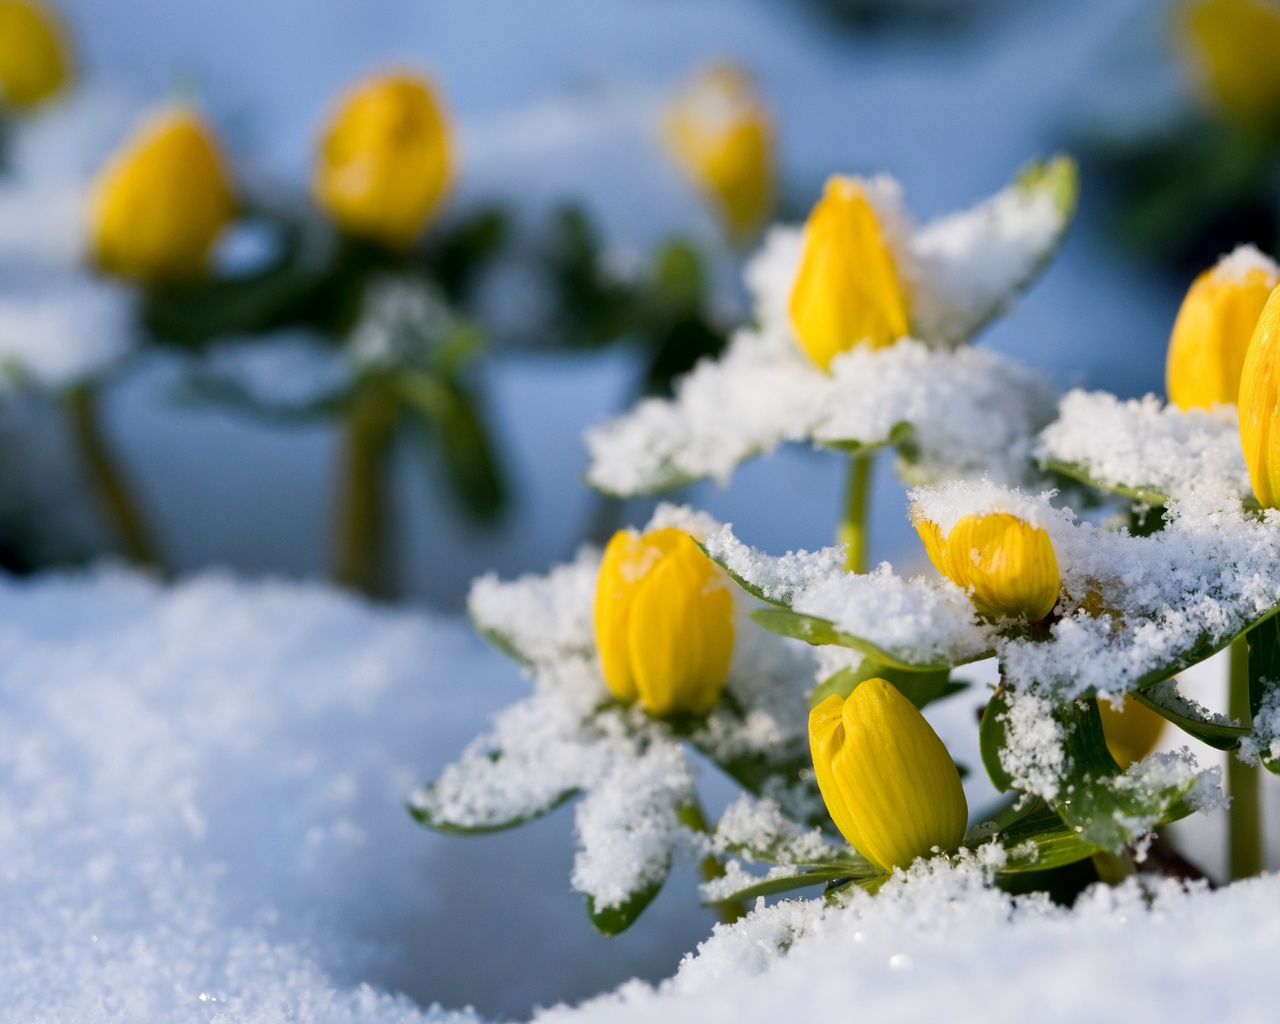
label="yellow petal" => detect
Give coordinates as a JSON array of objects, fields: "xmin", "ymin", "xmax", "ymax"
[
  {"xmin": 788, "ymin": 176, "xmax": 910, "ymax": 370},
  {"xmin": 627, "ymin": 529, "xmax": 733, "ymax": 717},
  {"xmin": 313, "ymin": 71, "xmax": 453, "ymax": 251},
  {"xmin": 1238, "ymin": 282, "xmax": 1280, "ymax": 506},
  {"xmin": 809, "ymin": 680, "xmax": 967, "ymax": 871},
  {"xmin": 0, "ymin": 0, "xmax": 71, "ymax": 109},
  {"xmin": 941, "ymin": 513, "xmax": 1060, "ymax": 621},
  {"xmin": 1180, "ymin": 0, "xmax": 1280, "ymax": 131},
  {"xmin": 594, "ymin": 530, "xmax": 646, "ymax": 704},
  {"xmin": 1166, "ymin": 255, "xmax": 1279, "ymax": 410},
  {"xmin": 664, "ymin": 63, "xmax": 774, "ymax": 242},
  {"xmin": 912, "ymin": 514, "xmax": 948, "ymax": 575},
  {"xmin": 89, "ymin": 107, "xmax": 236, "ymax": 285},
  {"xmin": 1098, "ymin": 694, "xmax": 1165, "ymax": 769}
]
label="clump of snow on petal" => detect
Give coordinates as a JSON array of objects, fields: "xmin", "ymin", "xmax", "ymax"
[
  {"xmin": 1210, "ymin": 243, "xmax": 1280, "ymax": 285},
  {"xmin": 907, "ymin": 478, "xmax": 1063, "ymax": 535}
]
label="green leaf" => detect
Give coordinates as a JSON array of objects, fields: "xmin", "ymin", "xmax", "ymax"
[
  {"xmin": 979, "ymin": 687, "xmax": 1015, "ymax": 793},
  {"xmin": 749, "ymin": 607, "xmax": 957, "ymax": 672},
  {"xmin": 703, "ymin": 866, "xmax": 877, "ymax": 906},
  {"xmin": 1040, "ymin": 457, "xmax": 1169, "ymax": 508},
  {"xmin": 986, "ymin": 800, "xmax": 1104, "ymax": 873},
  {"xmin": 407, "ymin": 782, "xmax": 577, "ymax": 835},
  {"xmin": 1247, "ymin": 617, "xmax": 1280, "ymax": 773},
  {"xmin": 810, "ymin": 660, "xmax": 954, "ymax": 710},
  {"xmin": 587, "ymin": 875, "xmax": 666, "ymax": 936},
  {"xmin": 1132, "ymin": 678, "xmax": 1246, "ymax": 751}
]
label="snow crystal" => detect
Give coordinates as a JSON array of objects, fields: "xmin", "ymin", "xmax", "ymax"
[
  {"xmin": 586, "ymin": 334, "xmax": 1054, "ymax": 495},
  {"xmin": 1038, "ymin": 390, "xmax": 1250, "ymax": 510},
  {"xmin": 995, "ymin": 689, "xmax": 1065, "ymax": 801},
  {"xmin": 349, "ymin": 275, "xmax": 463, "ymax": 370},
  {"xmin": 1241, "ymin": 683, "xmax": 1280, "ymax": 766},
  {"xmin": 0, "ymin": 269, "xmax": 136, "ymax": 391}
]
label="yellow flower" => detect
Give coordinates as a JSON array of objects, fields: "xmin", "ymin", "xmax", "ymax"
[
  {"xmin": 0, "ymin": 0, "xmax": 71, "ymax": 109},
  {"xmin": 1180, "ymin": 0, "xmax": 1280, "ymax": 131},
  {"xmin": 593, "ymin": 527, "xmax": 734, "ymax": 718},
  {"xmin": 1098, "ymin": 694, "xmax": 1165, "ymax": 769},
  {"xmin": 89, "ymin": 107, "xmax": 236, "ymax": 285},
  {"xmin": 313, "ymin": 71, "xmax": 453, "ymax": 251},
  {"xmin": 663, "ymin": 63, "xmax": 774, "ymax": 243},
  {"xmin": 809, "ymin": 680, "xmax": 967, "ymax": 872},
  {"xmin": 1238, "ymin": 282, "xmax": 1280, "ymax": 505},
  {"xmin": 1166, "ymin": 250, "xmax": 1279, "ymax": 410},
  {"xmin": 789, "ymin": 176, "xmax": 910, "ymax": 370},
  {"xmin": 913, "ymin": 512, "xmax": 1060, "ymax": 621}
]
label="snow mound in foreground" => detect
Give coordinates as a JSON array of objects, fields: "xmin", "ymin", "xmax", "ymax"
[{"xmin": 2, "ymin": 569, "xmax": 1280, "ymax": 1022}]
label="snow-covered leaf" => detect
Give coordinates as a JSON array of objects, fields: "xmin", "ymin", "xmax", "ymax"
[
  {"xmin": 750, "ymin": 607, "xmax": 957, "ymax": 672},
  {"xmin": 1132, "ymin": 678, "xmax": 1247, "ymax": 752}
]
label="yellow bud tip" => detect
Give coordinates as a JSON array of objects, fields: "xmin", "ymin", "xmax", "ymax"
[
  {"xmin": 593, "ymin": 527, "xmax": 734, "ymax": 719},
  {"xmin": 1166, "ymin": 249, "xmax": 1280, "ymax": 410},
  {"xmin": 313, "ymin": 70, "xmax": 453, "ymax": 252},
  {"xmin": 1179, "ymin": 0, "xmax": 1280, "ymax": 131},
  {"xmin": 0, "ymin": 0, "xmax": 71, "ymax": 109},
  {"xmin": 1098, "ymin": 694, "xmax": 1165, "ymax": 770},
  {"xmin": 1238, "ymin": 282, "xmax": 1280, "ymax": 506},
  {"xmin": 911, "ymin": 514, "xmax": 947, "ymax": 575},
  {"xmin": 935, "ymin": 513, "xmax": 1060, "ymax": 622},
  {"xmin": 89, "ymin": 107, "xmax": 237, "ymax": 286},
  {"xmin": 808, "ymin": 681, "xmax": 967, "ymax": 872},
  {"xmin": 788, "ymin": 176, "xmax": 910, "ymax": 371},
  {"xmin": 663, "ymin": 63, "xmax": 775, "ymax": 243}
]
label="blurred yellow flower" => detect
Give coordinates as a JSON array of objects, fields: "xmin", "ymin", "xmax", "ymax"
[
  {"xmin": 789, "ymin": 176, "xmax": 909, "ymax": 370},
  {"xmin": 1098, "ymin": 693, "xmax": 1165, "ymax": 769},
  {"xmin": 0, "ymin": 0, "xmax": 70, "ymax": 109},
  {"xmin": 914, "ymin": 511, "xmax": 1060, "ymax": 621},
  {"xmin": 313, "ymin": 71, "xmax": 453, "ymax": 251},
  {"xmin": 809, "ymin": 680, "xmax": 967, "ymax": 872},
  {"xmin": 1237, "ymin": 282, "xmax": 1280, "ymax": 505},
  {"xmin": 593, "ymin": 527, "xmax": 734, "ymax": 718},
  {"xmin": 1166, "ymin": 249, "xmax": 1279, "ymax": 410},
  {"xmin": 664, "ymin": 63, "xmax": 774, "ymax": 243},
  {"xmin": 1180, "ymin": 0, "xmax": 1280, "ymax": 131},
  {"xmin": 89, "ymin": 107, "xmax": 236, "ymax": 285}
]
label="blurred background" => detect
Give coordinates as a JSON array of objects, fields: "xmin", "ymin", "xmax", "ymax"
[{"xmin": 2, "ymin": 0, "xmax": 1278, "ymax": 1016}]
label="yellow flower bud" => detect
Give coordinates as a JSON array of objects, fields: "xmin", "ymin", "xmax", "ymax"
[
  {"xmin": 809, "ymin": 680, "xmax": 967, "ymax": 872},
  {"xmin": 593, "ymin": 527, "xmax": 734, "ymax": 718},
  {"xmin": 663, "ymin": 63, "xmax": 774, "ymax": 243},
  {"xmin": 1238, "ymin": 282, "xmax": 1280, "ymax": 505},
  {"xmin": 915, "ymin": 512, "xmax": 1060, "ymax": 621},
  {"xmin": 1166, "ymin": 251, "xmax": 1279, "ymax": 410},
  {"xmin": 789, "ymin": 176, "xmax": 910, "ymax": 371},
  {"xmin": 313, "ymin": 71, "xmax": 453, "ymax": 251},
  {"xmin": 1180, "ymin": 0, "xmax": 1280, "ymax": 131},
  {"xmin": 89, "ymin": 108, "xmax": 236, "ymax": 285},
  {"xmin": 1098, "ymin": 694, "xmax": 1165, "ymax": 769},
  {"xmin": 0, "ymin": 0, "xmax": 71, "ymax": 109}
]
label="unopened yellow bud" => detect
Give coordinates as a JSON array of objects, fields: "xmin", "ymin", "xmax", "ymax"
[
  {"xmin": 1166, "ymin": 249, "xmax": 1279, "ymax": 410},
  {"xmin": 1098, "ymin": 694, "xmax": 1165, "ymax": 769},
  {"xmin": 664, "ymin": 63, "xmax": 774, "ymax": 242},
  {"xmin": 1238, "ymin": 282, "xmax": 1280, "ymax": 505},
  {"xmin": 1180, "ymin": 0, "xmax": 1280, "ymax": 131},
  {"xmin": 89, "ymin": 108, "xmax": 236, "ymax": 285},
  {"xmin": 809, "ymin": 680, "xmax": 967, "ymax": 872},
  {"xmin": 593, "ymin": 527, "xmax": 734, "ymax": 718},
  {"xmin": 789, "ymin": 176, "xmax": 909, "ymax": 370},
  {"xmin": 0, "ymin": 0, "xmax": 70, "ymax": 109},
  {"xmin": 914, "ymin": 512, "xmax": 1060, "ymax": 621},
  {"xmin": 313, "ymin": 71, "xmax": 453, "ymax": 251}
]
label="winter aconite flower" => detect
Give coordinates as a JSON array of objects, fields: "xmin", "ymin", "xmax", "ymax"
[
  {"xmin": 89, "ymin": 108, "xmax": 237, "ymax": 285},
  {"xmin": 0, "ymin": 0, "xmax": 70, "ymax": 109},
  {"xmin": 313, "ymin": 71, "xmax": 453, "ymax": 251},
  {"xmin": 1098, "ymin": 694, "xmax": 1165, "ymax": 769},
  {"xmin": 663, "ymin": 63, "xmax": 774, "ymax": 243},
  {"xmin": 593, "ymin": 527, "xmax": 734, "ymax": 718},
  {"xmin": 789, "ymin": 176, "xmax": 910, "ymax": 370},
  {"xmin": 809, "ymin": 680, "xmax": 967, "ymax": 872},
  {"xmin": 1237, "ymin": 282, "xmax": 1280, "ymax": 506},
  {"xmin": 915, "ymin": 511, "xmax": 1060, "ymax": 621},
  {"xmin": 1166, "ymin": 246, "xmax": 1280, "ymax": 410},
  {"xmin": 1180, "ymin": 0, "xmax": 1280, "ymax": 132}
]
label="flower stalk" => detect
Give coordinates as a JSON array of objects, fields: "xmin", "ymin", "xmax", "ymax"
[
  {"xmin": 677, "ymin": 798, "xmax": 745, "ymax": 925},
  {"xmin": 838, "ymin": 451, "xmax": 873, "ymax": 574},
  {"xmin": 332, "ymin": 378, "xmax": 400, "ymax": 597},
  {"xmin": 1228, "ymin": 633, "xmax": 1263, "ymax": 879}
]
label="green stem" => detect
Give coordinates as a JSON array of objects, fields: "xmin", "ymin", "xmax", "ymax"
[
  {"xmin": 678, "ymin": 798, "xmax": 746, "ymax": 925},
  {"xmin": 1091, "ymin": 850, "xmax": 1136, "ymax": 886},
  {"xmin": 1228, "ymin": 634, "xmax": 1263, "ymax": 879},
  {"xmin": 64, "ymin": 382, "xmax": 164, "ymax": 571},
  {"xmin": 837, "ymin": 452, "xmax": 873, "ymax": 574},
  {"xmin": 332, "ymin": 379, "xmax": 400, "ymax": 597}
]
